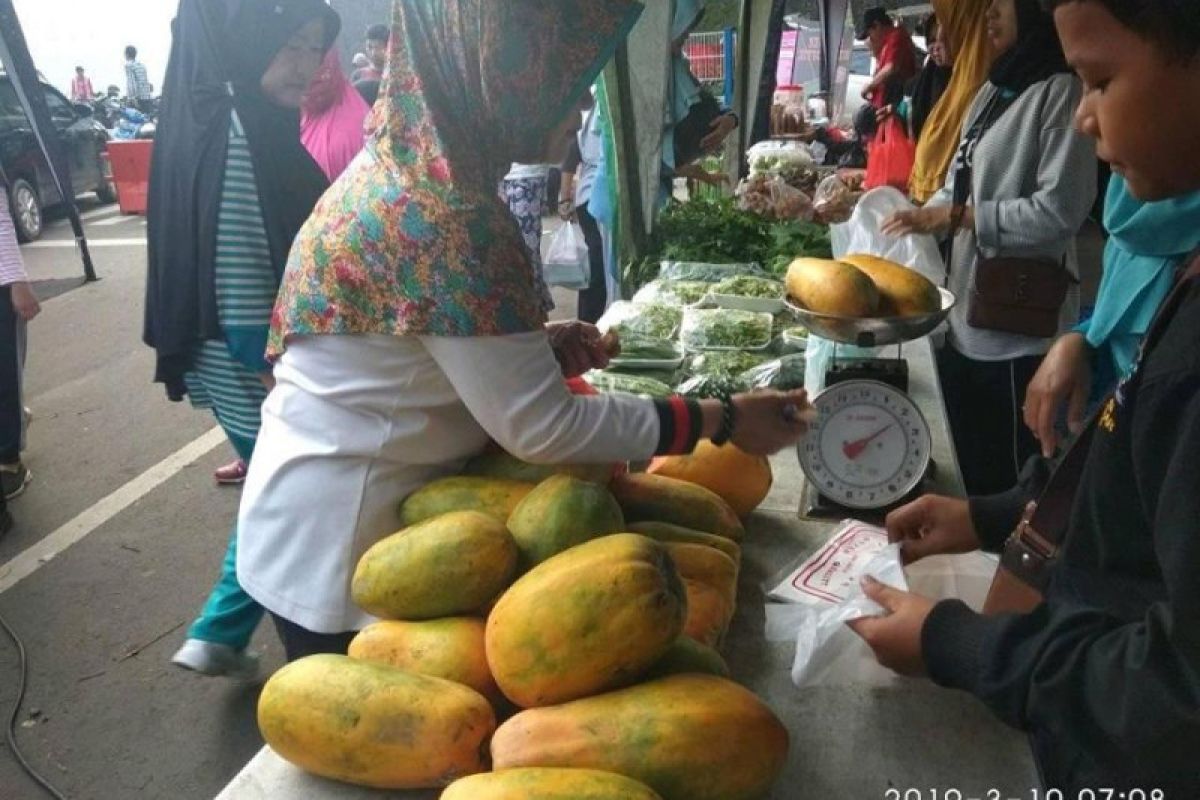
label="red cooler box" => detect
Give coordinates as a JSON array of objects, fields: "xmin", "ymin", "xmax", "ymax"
[{"xmin": 106, "ymin": 140, "xmax": 154, "ymax": 215}]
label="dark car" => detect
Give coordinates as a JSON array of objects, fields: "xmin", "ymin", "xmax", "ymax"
[{"xmin": 0, "ymin": 74, "xmax": 116, "ymax": 242}]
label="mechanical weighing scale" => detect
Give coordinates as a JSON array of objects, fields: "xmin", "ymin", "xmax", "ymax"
[{"xmin": 787, "ymin": 288, "xmax": 957, "ymax": 520}]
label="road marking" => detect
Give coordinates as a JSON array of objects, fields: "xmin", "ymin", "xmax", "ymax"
[
  {"xmin": 79, "ymin": 205, "xmax": 120, "ymax": 221},
  {"xmin": 92, "ymin": 214, "xmax": 141, "ymax": 227},
  {"xmin": 23, "ymin": 238, "xmax": 146, "ymax": 249},
  {"xmin": 0, "ymin": 426, "xmax": 226, "ymax": 595}
]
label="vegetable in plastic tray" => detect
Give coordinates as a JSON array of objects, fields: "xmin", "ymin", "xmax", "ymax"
[
  {"xmin": 632, "ymin": 279, "xmax": 712, "ymax": 307},
  {"xmin": 598, "ymin": 301, "xmax": 683, "ymax": 341},
  {"xmin": 659, "ymin": 261, "xmax": 766, "ymax": 283},
  {"xmin": 740, "ymin": 354, "xmax": 808, "ymax": 391},
  {"xmin": 686, "ymin": 350, "xmax": 771, "ymax": 380},
  {"xmin": 711, "ymin": 275, "xmax": 785, "ymax": 300},
  {"xmin": 676, "ymin": 374, "xmax": 748, "ymax": 399},
  {"xmin": 613, "ymin": 334, "xmax": 683, "ymax": 362},
  {"xmin": 583, "ymin": 370, "xmax": 674, "ymax": 399},
  {"xmin": 681, "ymin": 308, "xmax": 774, "ymax": 351}
]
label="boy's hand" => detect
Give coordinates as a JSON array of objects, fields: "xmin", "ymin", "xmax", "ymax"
[{"xmin": 847, "ymin": 576, "xmax": 934, "ymax": 677}]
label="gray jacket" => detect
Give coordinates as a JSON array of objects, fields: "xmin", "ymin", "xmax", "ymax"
[{"xmin": 928, "ymin": 73, "xmax": 1097, "ymax": 361}]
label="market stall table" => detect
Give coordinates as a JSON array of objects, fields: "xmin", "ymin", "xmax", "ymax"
[{"xmin": 216, "ymin": 336, "xmax": 1037, "ymax": 800}]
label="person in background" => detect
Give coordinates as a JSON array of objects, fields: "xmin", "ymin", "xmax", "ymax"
[
  {"xmin": 351, "ymin": 23, "xmax": 388, "ymax": 84},
  {"xmin": 1023, "ymin": 173, "xmax": 1200, "ymax": 453},
  {"xmin": 124, "ymin": 45, "xmax": 154, "ymax": 112},
  {"xmin": 301, "ymin": 50, "xmax": 370, "ymax": 181},
  {"xmin": 857, "ymin": 7, "xmax": 919, "ymax": 110},
  {"xmin": 145, "ymin": 0, "xmax": 338, "ymax": 679},
  {"xmin": 908, "ymin": 0, "xmax": 995, "ymax": 203},
  {"xmin": 70, "ymin": 66, "xmax": 95, "ymax": 103},
  {"xmin": 501, "ymin": 162, "xmax": 556, "ymax": 313},
  {"xmin": 852, "ymin": 0, "xmax": 1200, "ymax": 791},
  {"xmin": 351, "ymin": 53, "xmax": 370, "ymax": 75},
  {"xmin": 560, "ymin": 91, "xmax": 610, "ymax": 324},
  {"xmin": 235, "ymin": 0, "xmax": 811, "ymax": 661},
  {"xmin": 0, "ymin": 185, "xmax": 39, "ymax": 522},
  {"xmin": 881, "ymin": 14, "xmax": 953, "ymax": 144}
]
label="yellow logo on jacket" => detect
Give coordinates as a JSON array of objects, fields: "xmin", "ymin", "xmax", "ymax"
[{"xmin": 1099, "ymin": 397, "xmax": 1118, "ymax": 434}]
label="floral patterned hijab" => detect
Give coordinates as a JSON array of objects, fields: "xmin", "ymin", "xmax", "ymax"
[{"xmin": 269, "ymin": 0, "xmax": 642, "ymax": 354}]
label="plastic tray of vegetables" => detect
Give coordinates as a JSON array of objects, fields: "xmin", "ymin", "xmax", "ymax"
[
  {"xmin": 705, "ymin": 274, "xmax": 787, "ymax": 314},
  {"xmin": 583, "ymin": 370, "xmax": 675, "ymax": 399},
  {"xmin": 608, "ymin": 333, "xmax": 685, "ymax": 370},
  {"xmin": 632, "ymin": 279, "xmax": 713, "ymax": 308},
  {"xmin": 597, "ymin": 301, "xmax": 683, "ymax": 341},
  {"xmin": 680, "ymin": 308, "xmax": 774, "ymax": 352},
  {"xmin": 739, "ymin": 354, "xmax": 807, "ymax": 391}
]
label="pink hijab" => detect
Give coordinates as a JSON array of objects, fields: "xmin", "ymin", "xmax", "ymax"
[{"xmin": 301, "ymin": 51, "xmax": 370, "ymax": 181}]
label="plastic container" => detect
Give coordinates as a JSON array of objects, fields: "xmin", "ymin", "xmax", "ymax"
[
  {"xmin": 106, "ymin": 139, "xmax": 154, "ymax": 215},
  {"xmin": 680, "ymin": 308, "xmax": 774, "ymax": 352},
  {"xmin": 705, "ymin": 293, "xmax": 786, "ymax": 315}
]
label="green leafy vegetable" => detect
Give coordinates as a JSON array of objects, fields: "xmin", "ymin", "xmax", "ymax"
[
  {"xmin": 711, "ymin": 275, "xmax": 785, "ymax": 300},
  {"xmin": 613, "ymin": 334, "xmax": 682, "ymax": 362},
  {"xmin": 686, "ymin": 351, "xmax": 770, "ymax": 380},
  {"xmin": 740, "ymin": 355, "xmax": 808, "ymax": 391},
  {"xmin": 681, "ymin": 308, "xmax": 773, "ymax": 351},
  {"xmin": 584, "ymin": 370, "xmax": 675, "ymax": 398},
  {"xmin": 676, "ymin": 374, "xmax": 748, "ymax": 399}
]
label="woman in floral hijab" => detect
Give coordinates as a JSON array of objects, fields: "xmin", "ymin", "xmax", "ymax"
[{"xmin": 236, "ymin": 0, "xmax": 812, "ymax": 660}]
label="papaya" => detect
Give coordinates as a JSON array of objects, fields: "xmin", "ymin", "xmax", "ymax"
[
  {"xmin": 611, "ymin": 473, "xmax": 745, "ymax": 541},
  {"xmin": 464, "ymin": 450, "xmax": 615, "ymax": 485},
  {"xmin": 441, "ymin": 768, "xmax": 663, "ymax": 800},
  {"xmin": 683, "ymin": 578, "xmax": 734, "ymax": 648},
  {"xmin": 644, "ymin": 636, "xmax": 730, "ymax": 679},
  {"xmin": 665, "ymin": 542, "xmax": 738, "ymax": 609},
  {"xmin": 258, "ymin": 654, "xmax": 494, "ymax": 789},
  {"xmin": 626, "ymin": 521, "xmax": 742, "ymax": 563},
  {"xmin": 491, "ymin": 674, "xmax": 789, "ymax": 800},
  {"xmin": 648, "ymin": 441, "xmax": 773, "ymax": 518},
  {"xmin": 399, "ymin": 476, "xmax": 535, "ymax": 526},
  {"xmin": 352, "ymin": 511, "xmax": 518, "ymax": 620},
  {"xmin": 348, "ymin": 618, "xmax": 501, "ymax": 706},
  {"xmin": 506, "ymin": 474, "xmax": 625, "ymax": 567},
  {"xmin": 840, "ymin": 253, "xmax": 941, "ymax": 317},
  {"xmin": 486, "ymin": 533, "xmax": 685, "ymax": 708},
  {"xmin": 785, "ymin": 256, "xmax": 879, "ymax": 317}
]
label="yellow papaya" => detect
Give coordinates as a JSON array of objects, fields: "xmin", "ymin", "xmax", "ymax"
[
  {"xmin": 506, "ymin": 474, "xmax": 625, "ymax": 567},
  {"xmin": 348, "ymin": 618, "xmax": 501, "ymax": 706},
  {"xmin": 258, "ymin": 654, "xmax": 494, "ymax": 789},
  {"xmin": 682, "ymin": 578, "xmax": 734, "ymax": 648},
  {"xmin": 648, "ymin": 441, "xmax": 773, "ymax": 517},
  {"xmin": 840, "ymin": 252, "xmax": 941, "ymax": 317},
  {"xmin": 399, "ymin": 476, "xmax": 535, "ymax": 526},
  {"xmin": 486, "ymin": 533, "xmax": 685, "ymax": 708},
  {"xmin": 464, "ymin": 450, "xmax": 615, "ymax": 485},
  {"xmin": 665, "ymin": 542, "xmax": 738, "ymax": 609},
  {"xmin": 786, "ymin": 257, "xmax": 879, "ymax": 317},
  {"xmin": 352, "ymin": 511, "xmax": 518, "ymax": 620},
  {"xmin": 441, "ymin": 768, "xmax": 664, "ymax": 800},
  {"xmin": 626, "ymin": 520, "xmax": 742, "ymax": 563},
  {"xmin": 644, "ymin": 636, "xmax": 731, "ymax": 679},
  {"xmin": 491, "ymin": 674, "xmax": 789, "ymax": 800},
  {"xmin": 611, "ymin": 473, "xmax": 745, "ymax": 541}
]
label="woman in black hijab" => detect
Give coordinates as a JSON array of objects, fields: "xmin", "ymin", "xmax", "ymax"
[{"xmin": 146, "ymin": 0, "xmax": 340, "ymax": 679}]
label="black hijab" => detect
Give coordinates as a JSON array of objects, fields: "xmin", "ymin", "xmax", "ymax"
[
  {"xmin": 145, "ymin": 0, "xmax": 340, "ymax": 396},
  {"xmin": 987, "ymin": 0, "xmax": 1070, "ymax": 95}
]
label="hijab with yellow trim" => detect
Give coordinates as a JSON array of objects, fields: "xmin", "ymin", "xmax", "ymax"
[
  {"xmin": 269, "ymin": 0, "xmax": 642, "ymax": 355},
  {"xmin": 908, "ymin": 0, "xmax": 995, "ymax": 203}
]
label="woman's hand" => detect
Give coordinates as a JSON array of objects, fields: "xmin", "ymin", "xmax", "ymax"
[
  {"xmin": 724, "ymin": 389, "xmax": 813, "ymax": 456},
  {"xmin": 548, "ymin": 321, "xmax": 611, "ymax": 378},
  {"xmin": 557, "ymin": 198, "xmax": 576, "ymax": 222},
  {"xmin": 700, "ymin": 113, "xmax": 738, "ymax": 153},
  {"xmin": 10, "ymin": 282, "xmax": 40, "ymax": 321},
  {"xmin": 1024, "ymin": 332, "xmax": 1091, "ymax": 457},
  {"xmin": 884, "ymin": 494, "xmax": 980, "ymax": 564},
  {"xmin": 847, "ymin": 576, "xmax": 935, "ymax": 677},
  {"xmin": 881, "ymin": 206, "xmax": 955, "ymax": 237}
]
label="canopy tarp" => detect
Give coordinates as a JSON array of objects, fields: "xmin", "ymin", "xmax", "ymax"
[{"xmin": 0, "ymin": 0, "xmax": 96, "ymax": 279}]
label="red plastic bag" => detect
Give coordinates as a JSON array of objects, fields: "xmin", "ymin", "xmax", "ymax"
[{"xmin": 864, "ymin": 118, "xmax": 916, "ymax": 193}]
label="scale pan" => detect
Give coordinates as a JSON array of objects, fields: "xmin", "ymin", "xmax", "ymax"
[{"xmin": 785, "ymin": 288, "xmax": 956, "ymax": 347}]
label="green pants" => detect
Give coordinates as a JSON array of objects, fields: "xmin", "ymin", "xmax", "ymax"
[{"xmin": 186, "ymin": 431, "xmax": 263, "ymax": 650}]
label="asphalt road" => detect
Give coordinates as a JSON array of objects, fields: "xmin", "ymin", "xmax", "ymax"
[{"xmin": 0, "ymin": 200, "xmax": 583, "ymax": 800}]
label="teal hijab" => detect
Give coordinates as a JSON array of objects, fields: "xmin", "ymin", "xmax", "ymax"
[{"xmin": 1083, "ymin": 175, "xmax": 1200, "ymax": 386}]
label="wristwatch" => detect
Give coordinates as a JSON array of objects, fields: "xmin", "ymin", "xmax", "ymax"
[{"xmin": 710, "ymin": 393, "xmax": 738, "ymax": 446}]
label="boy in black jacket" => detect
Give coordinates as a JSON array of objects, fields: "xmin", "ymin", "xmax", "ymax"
[{"xmin": 849, "ymin": 0, "xmax": 1200, "ymax": 793}]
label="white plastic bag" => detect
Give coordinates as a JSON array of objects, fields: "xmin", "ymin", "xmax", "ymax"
[
  {"xmin": 765, "ymin": 520, "xmax": 999, "ymax": 688},
  {"xmin": 543, "ymin": 222, "xmax": 590, "ymax": 290}
]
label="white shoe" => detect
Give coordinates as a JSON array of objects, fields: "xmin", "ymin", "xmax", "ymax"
[{"xmin": 171, "ymin": 639, "xmax": 260, "ymax": 682}]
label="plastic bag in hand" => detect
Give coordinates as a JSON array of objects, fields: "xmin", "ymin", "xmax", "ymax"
[{"xmin": 543, "ymin": 222, "xmax": 590, "ymax": 290}]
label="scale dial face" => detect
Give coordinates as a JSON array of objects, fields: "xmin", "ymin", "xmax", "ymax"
[{"xmin": 798, "ymin": 380, "xmax": 932, "ymax": 510}]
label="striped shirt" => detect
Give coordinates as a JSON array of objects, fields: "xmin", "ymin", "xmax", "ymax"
[
  {"xmin": 185, "ymin": 114, "xmax": 274, "ymax": 443},
  {"xmin": 0, "ymin": 191, "xmax": 28, "ymax": 287},
  {"xmin": 125, "ymin": 60, "xmax": 153, "ymax": 100}
]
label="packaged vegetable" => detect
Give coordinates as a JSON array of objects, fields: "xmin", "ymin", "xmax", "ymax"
[
  {"xmin": 681, "ymin": 308, "xmax": 774, "ymax": 352},
  {"xmin": 686, "ymin": 351, "xmax": 771, "ymax": 380},
  {"xmin": 736, "ymin": 174, "xmax": 814, "ymax": 222},
  {"xmin": 711, "ymin": 275, "xmax": 786, "ymax": 300},
  {"xmin": 611, "ymin": 334, "xmax": 683, "ymax": 363},
  {"xmin": 604, "ymin": 364, "xmax": 681, "ymax": 387},
  {"xmin": 659, "ymin": 261, "xmax": 766, "ymax": 283},
  {"xmin": 597, "ymin": 301, "xmax": 683, "ymax": 341},
  {"xmin": 583, "ymin": 370, "xmax": 675, "ymax": 399},
  {"xmin": 676, "ymin": 374, "xmax": 748, "ymax": 399},
  {"xmin": 632, "ymin": 279, "xmax": 712, "ymax": 307},
  {"xmin": 740, "ymin": 355, "xmax": 808, "ymax": 391}
]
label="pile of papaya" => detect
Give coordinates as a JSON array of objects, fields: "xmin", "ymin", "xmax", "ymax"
[
  {"xmin": 257, "ymin": 445, "xmax": 789, "ymax": 800},
  {"xmin": 786, "ymin": 252, "xmax": 942, "ymax": 318}
]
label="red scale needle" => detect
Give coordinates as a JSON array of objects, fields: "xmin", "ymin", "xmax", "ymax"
[{"xmin": 842, "ymin": 424, "xmax": 894, "ymax": 461}]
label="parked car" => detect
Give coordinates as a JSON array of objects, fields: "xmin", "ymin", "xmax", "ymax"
[{"xmin": 0, "ymin": 73, "xmax": 115, "ymax": 241}]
